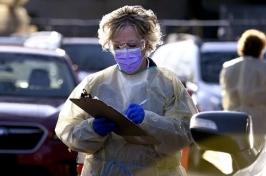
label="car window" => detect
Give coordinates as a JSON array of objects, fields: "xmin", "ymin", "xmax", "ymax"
[
  {"xmin": 61, "ymin": 43, "xmax": 116, "ymax": 72},
  {"xmin": 0, "ymin": 53, "xmax": 76, "ymax": 98},
  {"xmin": 200, "ymin": 51, "xmax": 238, "ymax": 83}
]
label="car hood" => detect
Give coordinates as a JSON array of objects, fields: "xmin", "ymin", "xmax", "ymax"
[{"xmin": 0, "ymin": 97, "xmax": 65, "ymax": 119}]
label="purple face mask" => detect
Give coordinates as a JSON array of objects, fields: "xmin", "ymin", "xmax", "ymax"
[{"xmin": 114, "ymin": 48, "xmax": 143, "ymax": 74}]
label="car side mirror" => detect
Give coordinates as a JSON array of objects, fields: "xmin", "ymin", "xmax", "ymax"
[{"xmin": 190, "ymin": 111, "xmax": 259, "ymax": 170}]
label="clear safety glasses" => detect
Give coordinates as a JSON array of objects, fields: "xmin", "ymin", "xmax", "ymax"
[{"xmin": 111, "ymin": 39, "xmax": 145, "ymax": 50}]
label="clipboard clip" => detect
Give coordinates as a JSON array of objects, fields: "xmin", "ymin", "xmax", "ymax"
[{"xmin": 80, "ymin": 89, "xmax": 92, "ymax": 98}]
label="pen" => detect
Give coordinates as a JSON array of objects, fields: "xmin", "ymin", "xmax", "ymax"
[{"xmin": 139, "ymin": 99, "xmax": 148, "ymax": 106}]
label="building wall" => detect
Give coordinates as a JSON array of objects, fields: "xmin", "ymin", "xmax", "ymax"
[
  {"xmin": 24, "ymin": 0, "xmax": 190, "ymax": 37},
  {"xmin": 25, "ymin": 0, "xmax": 189, "ymax": 19},
  {"xmin": 24, "ymin": 0, "xmax": 266, "ymax": 39}
]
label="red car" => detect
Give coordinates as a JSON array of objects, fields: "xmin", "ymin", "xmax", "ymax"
[{"xmin": 0, "ymin": 45, "xmax": 78, "ymax": 176}]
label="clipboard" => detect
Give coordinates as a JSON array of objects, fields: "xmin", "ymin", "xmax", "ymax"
[{"xmin": 70, "ymin": 96, "xmax": 160, "ymax": 145}]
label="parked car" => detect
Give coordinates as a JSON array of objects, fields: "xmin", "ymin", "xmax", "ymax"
[
  {"xmin": 0, "ymin": 45, "xmax": 78, "ymax": 176},
  {"xmin": 152, "ymin": 39, "xmax": 239, "ymax": 111},
  {"xmin": 61, "ymin": 37, "xmax": 116, "ymax": 81},
  {"xmin": 7, "ymin": 32, "xmax": 116, "ymax": 82},
  {"xmin": 190, "ymin": 111, "xmax": 266, "ymax": 176}
]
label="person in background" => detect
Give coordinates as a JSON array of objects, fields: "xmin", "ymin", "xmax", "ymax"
[
  {"xmin": 220, "ymin": 29, "xmax": 266, "ymax": 151},
  {"xmin": 55, "ymin": 5, "xmax": 198, "ymax": 176}
]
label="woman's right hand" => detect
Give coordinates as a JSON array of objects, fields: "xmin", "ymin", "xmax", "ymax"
[{"xmin": 125, "ymin": 104, "xmax": 145, "ymax": 124}]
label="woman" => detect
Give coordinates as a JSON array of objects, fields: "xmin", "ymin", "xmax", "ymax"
[
  {"xmin": 55, "ymin": 5, "xmax": 198, "ymax": 176},
  {"xmin": 220, "ymin": 29, "xmax": 266, "ymax": 151}
]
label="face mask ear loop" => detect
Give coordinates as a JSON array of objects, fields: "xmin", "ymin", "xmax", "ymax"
[
  {"xmin": 140, "ymin": 39, "xmax": 146, "ymax": 51},
  {"xmin": 108, "ymin": 42, "xmax": 115, "ymax": 55}
]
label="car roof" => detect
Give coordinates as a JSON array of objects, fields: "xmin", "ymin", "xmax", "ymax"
[
  {"xmin": 0, "ymin": 45, "xmax": 67, "ymax": 58},
  {"xmin": 62, "ymin": 37, "xmax": 100, "ymax": 44},
  {"xmin": 201, "ymin": 41, "xmax": 237, "ymax": 52}
]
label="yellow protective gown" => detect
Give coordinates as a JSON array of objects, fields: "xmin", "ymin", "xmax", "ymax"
[
  {"xmin": 220, "ymin": 56, "xmax": 266, "ymax": 147},
  {"xmin": 55, "ymin": 65, "xmax": 198, "ymax": 176}
]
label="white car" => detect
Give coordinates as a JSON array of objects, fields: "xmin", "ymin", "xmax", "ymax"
[{"xmin": 152, "ymin": 40, "xmax": 238, "ymax": 111}]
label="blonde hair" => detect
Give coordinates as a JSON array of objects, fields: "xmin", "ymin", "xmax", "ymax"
[
  {"xmin": 237, "ymin": 29, "xmax": 266, "ymax": 58},
  {"xmin": 98, "ymin": 5, "xmax": 162, "ymax": 56}
]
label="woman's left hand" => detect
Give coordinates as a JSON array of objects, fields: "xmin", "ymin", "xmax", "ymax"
[{"xmin": 125, "ymin": 104, "xmax": 145, "ymax": 124}]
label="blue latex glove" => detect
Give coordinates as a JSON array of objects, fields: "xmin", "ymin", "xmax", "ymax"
[
  {"xmin": 92, "ymin": 117, "xmax": 116, "ymax": 136},
  {"xmin": 125, "ymin": 104, "xmax": 145, "ymax": 124}
]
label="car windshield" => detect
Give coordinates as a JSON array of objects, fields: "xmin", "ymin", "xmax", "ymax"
[
  {"xmin": 61, "ymin": 43, "xmax": 116, "ymax": 72},
  {"xmin": 200, "ymin": 51, "xmax": 238, "ymax": 83},
  {"xmin": 0, "ymin": 53, "xmax": 76, "ymax": 98}
]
